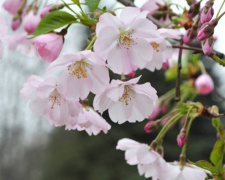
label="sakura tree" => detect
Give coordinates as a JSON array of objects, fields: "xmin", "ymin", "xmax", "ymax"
[{"xmin": 1, "ymin": 0, "xmax": 225, "ymax": 179}]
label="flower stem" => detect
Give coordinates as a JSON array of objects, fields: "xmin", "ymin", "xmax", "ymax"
[
  {"xmin": 216, "ymin": 0, "xmax": 225, "ymax": 18},
  {"xmin": 85, "ymin": 36, "xmax": 97, "ymax": 50},
  {"xmin": 155, "ymin": 113, "xmax": 183, "ymax": 144},
  {"xmin": 180, "ymin": 117, "xmax": 195, "ymax": 168}
]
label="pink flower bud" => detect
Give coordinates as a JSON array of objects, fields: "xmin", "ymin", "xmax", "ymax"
[
  {"xmin": 11, "ymin": 18, "xmax": 21, "ymax": 31},
  {"xmin": 148, "ymin": 104, "xmax": 160, "ymax": 119},
  {"xmin": 197, "ymin": 21, "xmax": 216, "ymax": 41},
  {"xmin": 40, "ymin": 4, "xmax": 55, "ymax": 18},
  {"xmin": 34, "ymin": 33, "xmax": 64, "ymax": 62},
  {"xmin": 144, "ymin": 120, "xmax": 160, "ymax": 133},
  {"xmin": 187, "ymin": 2, "xmax": 200, "ymax": 19},
  {"xmin": 195, "ymin": 74, "xmax": 214, "ymax": 95},
  {"xmin": 127, "ymin": 70, "xmax": 136, "ymax": 78},
  {"xmin": 23, "ymin": 11, "xmax": 41, "ymax": 33},
  {"xmin": 202, "ymin": 36, "xmax": 214, "ymax": 55},
  {"xmin": 183, "ymin": 28, "xmax": 197, "ymax": 44},
  {"xmin": 162, "ymin": 59, "xmax": 170, "ymax": 70},
  {"xmin": 144, "ymin": 121, "xmax": 154, "ymax": 133},
  {"xmin": 177, "ymin": 129, "xmax": 187, "ymax": 147},
  {"xmin": 3, "ymin": 0, "xmax": 23, "ymax": 15},
  {"xmin": 200, "ymin": 1, "xmax": 214, "ymax": 24}
]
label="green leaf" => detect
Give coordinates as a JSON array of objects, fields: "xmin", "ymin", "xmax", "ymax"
[
  {"xmin": 71, "ymin": 0, "xmax": 80, "ymax": 6},
  {"xmin": 190, "ymin": 53, "xmax": 201, "ymax": 65},
  {"xmin": 210, "ymin": 139, "xmax": 224, "ymax": 166},
  {"xmin": 85, "ymin": 0, "xmax": 101, "ymax": 11},
  {"xmin": 31, "ymin": 11, "xmax": 77, "ymax": 37},
  {"xmin": 189, "ymin": 160, "xmax": 216, "ymax": 173}
]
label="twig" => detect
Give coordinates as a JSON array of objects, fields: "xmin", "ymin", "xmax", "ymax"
[{"xmin": 175, "ymin": 38, "xmax": 183, "ymax": 101}]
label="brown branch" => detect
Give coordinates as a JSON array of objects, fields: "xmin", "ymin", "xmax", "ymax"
[{"xmin": 175, "ymin": 38, "xmax": 183, "ymax": 101}]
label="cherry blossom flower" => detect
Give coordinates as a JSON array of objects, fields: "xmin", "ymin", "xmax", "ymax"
[
  {"xmin": 34, "ymin": 33, "xmax": 64, "ymax": 62},
  {"xmin": 94, "ymin": 7, "xmax": 160, "ymax": 75},
  {"xmin": 3, "ymin": 0, "xmax": 23, "ymax": 15},
  {"xmin": 67, "ymin": 107, "xmax": 111, "ymax": 136},
  {"xmin": 47, "ymin": 50, "xmax": 110, "ymax": 100},
  {"xmin": 7, "ymin": 32, "xmax": 36, "ymax": 57},
  {"xmin": 21, "ymin": 76, "xmax": 82, "ymax": 127},
  {"xmin": 165, "ymin": 162, "xmax": 208, "ymax": 180},
  {"xmin": 94, "ymin": 76, "xmax": 158, "ymax": 124},
  {"xmin": 116, "ymin": 138, "xmax": 168, "ymax": 179},
  {"xmin": 23, "ymin": 11, "xmax": 41, "ymax": 33},
  {"xmin": 145, "ymin": 29, "xmax": 181, "ymax": 71}
]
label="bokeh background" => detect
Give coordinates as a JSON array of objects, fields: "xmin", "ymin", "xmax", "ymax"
[{"xmin": 0, "ymin": 0, "xmax": 225, "ymax": 179}]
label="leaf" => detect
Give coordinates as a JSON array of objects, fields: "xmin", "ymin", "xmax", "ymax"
[
  {"xmin": 210, "ymin": 139, "xmax": 224, "ymax": 166},
  {"xmin": 85, "ymin": 0, "xmax": 101, "ymax": 11},
  {"xmin": 190, "ymin": 53, "xmax": 201, "ymax": 65},
  {"xmin": 189, "ymin": 160, "xmax": 216, "ymax": 173},
  {"xmin": 71, "ymin": 0, "xmax": 80, "ymax": 7},
  {"xmin": 31, "ymin": 11, "xmax": 77, "ymax": 37}
]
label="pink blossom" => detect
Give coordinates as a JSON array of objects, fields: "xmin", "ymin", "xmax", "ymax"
[
  {"xmin": 47, "ymin": 50, "xmax": 109, "ymax": 100},
  {"xmin": 67, "ymin": 107, "xmax": 111, "ymax": 136},
  {"xmin": 40, "ymin": 4, "xmax": 55, "ymax": 18},
  {"xmin": 197, "ymin": 22, "xmax": 215, "ymax": 41},
  {"xmin": 200, "ymin": 1, "xmax": 214, "ymax": 24},
  {"xmin": 34, "ymin": 33, "xmax": 64, "ymax": 62},
  {"xmin": 21, "ymin": 76, "xmax": 82, "ymax": 127},
  {"xmin": 94, "ymin": 76, "xmax": 158, "ymax": 124},
  {"xmin": 177, "ymin": 128, "xmax": 187, "ymax": 147},
  {"xmin": 3, "ymin": 0, "xmax": 23, "ymax": 15},
  {"xmin": 11, "ymin": 18, "xmax": 21, "ymax": 31},
  {"xmin": 144, "ymin": 121, "xmax": 155, "ymax": 133},
  {"xmin": 165, "ymin": 162, "xmax": 208, "ymax": 180},
  {"xmin": 195, "ymin": 74, "xmax": 214, "ymax": 95},
  {"xmin": 23, "ymin": 11, "xmax": 41, "ymax": 33},
  {"xmin": 141, "ymin": 0, "xmax": 165, "ymax": 15},
  {"xmin": 7, "ymin": 32, "xmax": 36, "ymax": 57},
  {"xmin": 94, "ymin": 7, "xmax": 159, "ymax": 75},
  {"xmin": 116, "ymin": 138, "xmax": 168, "ymax": 179},
  {"xmin": 145, "ymin": 29, "xmax": 181, "ymax": 71}
]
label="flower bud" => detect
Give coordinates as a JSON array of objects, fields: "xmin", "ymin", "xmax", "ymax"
[
  {"xmin": 177, "ymin": 128, "xmax": 187, "ymax": 147},
  {"xmin": 183, "ymin": 28, "xmax": 197, "ymax": 44},
  {"xmin": 34, "ymin": 33, "xmax": 64, "ymax": 62},
  {"xmin": 23, "ymin": 11, "xmax": 41, "ymax": 33},
  {"xmin": 40, "ymin": 4, "xmax": 55, "ymax": 18},
  {"xmin": 148, "ymin": 104, "xmax": 160, "ymax": 119},
  {"xmin": 187, "ymin": 2, "xmax": 200, "ymax": 19},
  {"xmin": 144, "ymin": 120, "xmax": 160, "ymax": 133},
  {"xmin": 11, "ymin": 17, "xmax": 21, "ymax": 31},
  {"xmin": 197, "ymin": 20, "xmax": 216, "ymax": 41},
  {"xmin": 195, "ymin": 74, "xmax": 214, "ymax": 95},
  {"xmin": 127, "ymin": 70, "xmax": 136, "ymax": 78},
  {"xmin": 200, "ymin": 1, "xmax": 214, "ymax": 24},
  {"xmin": 202, "ymin": 36, "xmax": 214, "ymax": 55},
  {"xmin": 162, "ymin": 59, "xmax": 170, "ymax": 70}
]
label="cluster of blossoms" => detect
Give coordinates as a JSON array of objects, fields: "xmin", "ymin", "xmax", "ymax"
[
  {"xmin": 2, "ymin": 0, "xmax": 224, "ymax": 179},
  {"xmin": 116, "ymin": 138, "xmax": 208, "ymax": 179}
]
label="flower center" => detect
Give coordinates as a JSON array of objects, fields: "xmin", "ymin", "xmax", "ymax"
[
  {"xmin": 118, "ymin": 30, "xmax": 135, "ymax": 49},
  {"xmin": 67, "ymin": 60, "xmax": 91, "ymax": 79},
  {"xmin": 49, "ymin": 89, "xmax": 61, "ymax": 109},
  {"xmin": 151, "ymin": 42, "xmax": 160, "ymax": 52},
  {"xmin": 119, "ymin": 85, "xmax": 134, "ymax": 105}
]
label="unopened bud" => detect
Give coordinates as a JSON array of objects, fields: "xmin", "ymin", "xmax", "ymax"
[
  {"xmin": 11, "ymin": 16, "xmax": 21, "ymax": 31},
  {"xmin": 202, "ymin": 36, "xmax": 214, "ymax": 55},
  {"xmin": 162, "ymin": 59, "xmax": 170, "ymax": 70},
  {"xmin": 195, "ymin": 74, "xmax": 214, "ymax": 95},
  {"xmin": 40, "ymin": 4, "xmax": 56, "ymax": 18},
  {"xmin": 177, "ymin": 128, "xmax": 187, "ymax": 147},
  {"xmin": 200, "ymin": 1, "xmax": 214, "ymax": 24},
  {"xmin": 127, "ymin": 70, "xmax": 136, "ymax": 78},
  {"xmin": 197, "ymin": 20, "xmax": 217, "ymax": 41},
  {"xmin": 144, "ymin": 120, "xmax": 160, "ymax": 133},
  {"xmin": 187, "ymin": 2, "xmax": 200, "ymax": 19},
  {"xmin": 183, "ymin": 28, "xmax": 197, "ymax": 44}
]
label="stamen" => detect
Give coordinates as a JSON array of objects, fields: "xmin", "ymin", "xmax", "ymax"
[
  {"xmin": 49, "ymin": 89, "xmax": 61, "ymax": 109},
  {"xmin": 151, "ymin": 42, "xmax": 160, "ymax": 52},
  {"xmin": 119, "ymin": 85, "xmax": 135, "ymax": 105},
  {"xmin": 118, "ymin": 30, "xmax": 135, "ymax": 49},
  {"xmin": 67, "ymin": 60, "xmax": 90, "ymax": 79}
]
